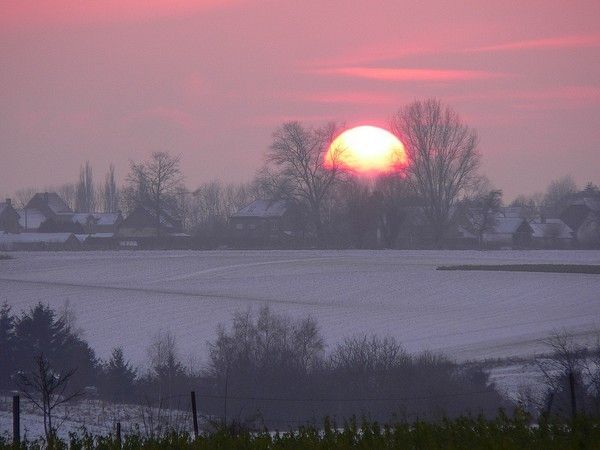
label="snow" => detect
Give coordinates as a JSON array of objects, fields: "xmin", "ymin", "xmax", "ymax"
[
  {"xmin": 1, "ymin": 250, "xmax": 599, "ymax": 368},
  {"xmin": 0, "ymin": 395, "xmax": 195, "ymax": 441}
]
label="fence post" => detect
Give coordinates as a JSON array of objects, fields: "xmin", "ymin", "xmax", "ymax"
[
  {"xmin": 191, "ymin": 391, "xmax": 199, "ymax": 439},
  {"xmin": 116, "ymin": 422, "xmax": 121, "ymax": 448},
  {"xmin": 13, "ymin": 395, "xmax": 20, "ymax": 445}
]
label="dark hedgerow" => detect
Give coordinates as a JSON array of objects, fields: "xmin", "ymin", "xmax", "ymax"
[{"xmin": 437, "ymin": 264, "xmax": 600, "ymax": 275}]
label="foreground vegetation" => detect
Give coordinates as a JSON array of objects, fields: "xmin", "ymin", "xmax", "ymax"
[{"xmin": 2, "ymin": 412, "xmax": 600, "ymax": 449}]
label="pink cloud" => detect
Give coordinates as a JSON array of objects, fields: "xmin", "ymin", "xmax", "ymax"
[
  {"xmin": 312, "ymin": 67, "xmax": 503, "ymax": 82},
  {"xmin": 125, "ymin": 107, "xmax": 197, "ymax": 131},
  {"xmin": 467, "ymin": 34, "xmax": 600, "ymax": 53},
  {"xmin": 1, "ymin": 0, "xmax": 245, "ymax": 30},
  {"xmin": 281, "ymin": 91, "xmax": 396, "ymax": 105}
]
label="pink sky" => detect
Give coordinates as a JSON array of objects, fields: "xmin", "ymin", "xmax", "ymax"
[{"xmin": 1, "ymin": 0, "xmax": 599, "ymax": 200}]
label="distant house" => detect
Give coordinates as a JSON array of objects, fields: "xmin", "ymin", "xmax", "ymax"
[
  {"xmin": 560, "ymin": 196, "xmax": 600, "ymax": 248},
  {"xmin": 116, "ymin": 205, "xmax": 189, "ymax": 248},
  {"xmin": 229, "ymin": 199, "xmax": 302, "ymax": 247},
  {"xmin": 0, "ymin": 232, "xmax": 81, "ymax": 251},
  {"xmin": 453, "ymin": 211, "xmax": 533, "ymax": 249},
  {"xmin": 0, "ymin": 199, "xmax": 21, "ymax": 233},
  {"xmin": 482, "ymin": 217, "xmax": 533, "ymax": 249},
  {"xmin": 19, "ymin": 192, "xmax": 74, "ymax": 232},
  {"xmin": 529, "ymin": 218, "xmax": 574, "ymax": 248},
  {"xmin": 71, "ymin": 212, "xmax": 123, "ymax": 234}
]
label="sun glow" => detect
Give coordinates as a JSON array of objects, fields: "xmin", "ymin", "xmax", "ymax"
[{"xmin": 325, "ymin": 125, "xmax": 407, "ymax": 175}]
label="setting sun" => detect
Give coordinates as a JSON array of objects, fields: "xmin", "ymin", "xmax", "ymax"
[{"xmin": 325, "ymin": 125, "xmax": 407, "ymax": 175}]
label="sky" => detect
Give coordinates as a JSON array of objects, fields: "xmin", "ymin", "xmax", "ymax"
[{"xmin": 1, "ymin": 0, "xmax": 599, "ymax": 201}]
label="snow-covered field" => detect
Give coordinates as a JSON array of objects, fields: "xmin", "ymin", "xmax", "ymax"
[
  {"xmin": 1, "ymin": 249, "xmax": 599, "ymax": 438},
  {"xmin": 1, "ymin": 250, "xmax": 599, "ymax": 365}
]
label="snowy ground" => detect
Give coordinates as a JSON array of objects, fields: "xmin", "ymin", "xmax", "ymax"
[
  {"xmin": 1, "ymin": 249, "xmax": 599, "ymax": 439},
  {"xmin": 1, "ymin": 250, "xmax": 598, "ymax": 365}
]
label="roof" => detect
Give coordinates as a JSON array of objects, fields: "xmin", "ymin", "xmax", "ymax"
[
  {"xmin": 71, "ymin": 212, "xmax": 121, "ymax": 226},
  {"xmin": 17, "ymin": 209, "xmax": 47, "ymax": 230},
  {"xmin": 26, "ymin": 192, "xmax": 72, "ymax": 214},
  {"xmin": 529, "ymin": 219, "xmax": 573, "ymax": 239},
  {"xmin": 232, "ymin": 199, "xmax": 288, "ymax": 218},
  {"xmin": 491, "ymin": 217, "xmax": 527, "ymax": 234},
  {"xmin": 0, "ymin": 203, "xmax": 6, "ymax": 216}
]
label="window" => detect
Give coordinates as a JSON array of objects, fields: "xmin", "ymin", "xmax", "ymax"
[{"xmin": 235, "ymin": 223, "xmax": 244, "ymax": 230}]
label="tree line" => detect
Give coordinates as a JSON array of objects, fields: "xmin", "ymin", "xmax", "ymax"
[
  {"xmin": 6, "ymin": 98, "xmax": 600, "ymax": 248},
  {"xmin": 3, "ymin": 302, "xmax": 600, "ymax": 434},
  {"xmin": 1, "ymin": 302, "xmax": 507, "ymax": 431}
]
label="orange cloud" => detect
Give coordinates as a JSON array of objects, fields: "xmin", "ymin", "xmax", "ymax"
[
  {"xmin": 467, "ymin": 34, "xmax": 600, "ymax": 53},
  {"xmin": 312, "ymin": 67, "xmax": 503, "ymax": 82}
]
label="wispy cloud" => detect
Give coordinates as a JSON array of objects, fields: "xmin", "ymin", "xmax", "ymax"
[
  {"xmin": 281, "ymin": 91, "xmax": 396, "ymax": 105},
  {"xmin": 311, "ymin": 67, "xmax": 503, "ymax": 82},
  {"xmin": 467, "ymin": 34, "xmax": 600, "ymax": 53},
  {"xmin": 125, "ymin": 106, "xmax": 197, "ymax": 131}
]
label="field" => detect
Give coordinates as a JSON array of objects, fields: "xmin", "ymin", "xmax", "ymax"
[
  {"xmin": 1, "ymin": 250, "xmax": 600, "ymax": 438},
  {"xmin": 1, "ymin": 250, "xmax": 599, "ymax": 367}
]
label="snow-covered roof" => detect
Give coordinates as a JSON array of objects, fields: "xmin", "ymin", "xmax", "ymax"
[
  {"xmin": 71, "ymin": 213, "xmax": 121, "ymax": 226},
  {"xmin": 529, "ymin": 219, "xmax": 573, "ymax": 239},
  {"xmin": 491, "ymin": 217, "xmax": 526, "ymax": 235},
  {"xmin": 232, "ymin": 199, "xmax": 288, "ymax": 218},
  {"xmin": 17, "ymin": 209, "xmax": 47, "ymax": 230},
  {"xmin": 0, "ymin": 232, "xmax": 76, "ymax": 244}
]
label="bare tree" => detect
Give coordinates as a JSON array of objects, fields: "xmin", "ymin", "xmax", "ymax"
[
  {"xmin": 12, "ymin": 187, "xmax": 38, "ymax": 209},
  {"xmin": 102, "ymin": 164, "xmax": 119, "ymax": 213},
  {"xmin": 391, "ymin": 99, "xmax": 480, "ymax": 247},
  {"xmin": 16, "ymin": 353, "xmax": 81, "ymax": 444},
  {"xmin": 127, "ymin": 152, "xmax": 184, "ymax": 236},
  {"xmin": 56, "ymin": 183, "xmax": 77, "ymax": 210},
  {"xmin": 537, "ymin": 331, "xmax": 587, "ymax": 418},
  {"xmin": 460, "ymin": 189, "xmax": 503, "ymax": 249},
  {"xmin": 266, "ymin": 121, "xmax": 346, "ymax": 243},
  {"xmin": 543, "ymin": 175, "xmax": 577, "ymax": 217},
  {"xmin": 76, "ymin": 161, "xmax": 95, "ymax": 212}
]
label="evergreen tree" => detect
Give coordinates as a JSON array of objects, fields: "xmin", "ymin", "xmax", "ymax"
[{"xmin": 101, "ymin": 347, "xmax": 137, "ymax": 402}]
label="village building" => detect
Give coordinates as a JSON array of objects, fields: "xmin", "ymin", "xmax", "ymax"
[
  {"xmin": 560, "ymin": 195, "xmax": 600, "ymax": 248},
  {"xmin": 529, "ymin": 218, "xmax": 574, "ymax": 249},
  {"xmin": 18, "ymin": 192, "xmax": 74, "ymax": 232},
  {"xmin": 116, "ymin": 204, "xmax": 189, "ymax": 248},
  {"xmin": 229, "ymin": 199, "xmax": 302, "ymax": 248},
  {"xmin": 0, "ymin": 199, "xmax": 21, "ymax": 233}
]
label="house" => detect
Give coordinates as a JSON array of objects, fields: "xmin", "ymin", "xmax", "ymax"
[
  {"xmin": 229, "ymin": 199, "xmax": 301, "ymax": 247},
  {"xmin": 71, "ymin": 212, "xmax": 123, "ymax": 234},
  {"xmin": 0, "ymin": 232, "xmax": 81, "ymax": 251},
  {"xmin": 116, "ymin": 204, "xmax": 189, "ymax": 248},
  {"xmin": 19, "ymin": 192, "xmax": 74, "ymax": 231},
  {"xmin": 0, "ymin": 199, "xmax": 21, "ymax": 233},
  {"xmin": 560, "ymin": 195, "xmax": 600, "ymax": 248},
  {"xmin": 452, "ymin": 209, "xmax": 533, "ymax": 249},
  {"xmin": 529, "ymin": 218, "xmax": 574, "ymax": 248},
  {"xmin": 482, "ymin": 217, "xmax": 533, "ymax": 248}
]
